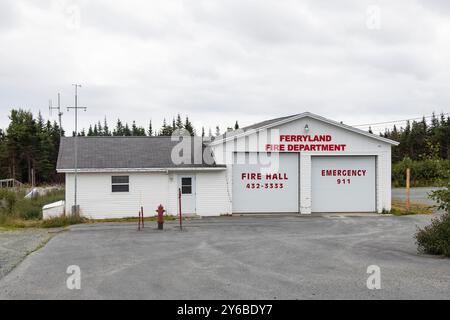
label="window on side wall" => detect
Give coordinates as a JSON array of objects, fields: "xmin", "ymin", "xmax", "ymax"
[
  {"xmin": 112, "ymin": 176, "xmax": 129, "ymax": 192},
  {"xmin": 181, "ymin": 177, "xmax": 192, "ymax": 194}
]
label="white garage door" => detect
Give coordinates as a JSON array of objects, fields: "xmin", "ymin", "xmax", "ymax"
[
  {"xmin": 311, "ymin": 156, "xmax": 376, "ymax": 213},
  {"xmin": 232, "ymin": 153, "xmax": 299, "ymax": 213}
]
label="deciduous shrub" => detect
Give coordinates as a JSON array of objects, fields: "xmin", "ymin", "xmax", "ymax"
[
  {"xmin": 0, "ymin": 189, "xmax": 17, "ymax": 215},
  {"xmin": 392, "ymin": 158, "xmax": 450, "ymax": 187},
  {"xmin": 415, "ymin": 185, "xmax": 450, "ymax": 257}
]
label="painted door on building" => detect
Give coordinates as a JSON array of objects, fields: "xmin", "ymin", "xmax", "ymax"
[
  {"xmin": 311, "ymin": 156, "xmax": 376, "ymax": 212},
  {"xmin": 179, "ymin": 175, "xmax": 196, "ymax": 214},
  {"xmin": 232, "ymin": 152, "xmax": 299, "ymax": 213}
]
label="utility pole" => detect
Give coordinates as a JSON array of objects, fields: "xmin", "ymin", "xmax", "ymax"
[
  {"xmin": 49, "ymin": 93, "xmax": 64, "ymax": 136},
  {"xmin": 67, "ymin": 84, "xmax": 86, "ymax": 216}
]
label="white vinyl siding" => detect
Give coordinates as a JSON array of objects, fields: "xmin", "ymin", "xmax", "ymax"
[
  {"xmin": 65, "ymin": 172, "xmax": 169, "ymax": 219},
  {"xmin": 196, "ymin": 171, "xmax": 232, "ymax": 216},
  {"xmin": 65, "ymin": 170, "xmax": 231, "ymax": 219}
]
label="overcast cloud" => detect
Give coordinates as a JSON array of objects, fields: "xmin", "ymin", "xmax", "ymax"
[{"xmin": 0, "ymin": 0, "xmax": 449, "ymax": 134}]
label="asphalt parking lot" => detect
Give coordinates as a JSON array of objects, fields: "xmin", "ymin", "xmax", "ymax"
[{"xmin": 0, "ymin": 214, "xmax": 448, "ymax": 300}]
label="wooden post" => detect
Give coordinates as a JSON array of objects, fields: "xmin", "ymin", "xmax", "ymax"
[
  {"xmin": 406, "ymin": 168, "xmax": 410, "ymax": 211},
  {"xmin": 31, "ymin": 168, "xmax": 35, "ymax": 188}
]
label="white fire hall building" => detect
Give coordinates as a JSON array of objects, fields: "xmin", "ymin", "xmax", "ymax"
[{"xmin": 56, "ymin": 112, "xmax": 399, "ymax": 219}]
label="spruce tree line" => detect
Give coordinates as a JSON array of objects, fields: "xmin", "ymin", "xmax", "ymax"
[
  {"xmin": 0, "ymin": 109, "xmax": 238, "ymax": 184},
  {"xmin": 381, "ymin": 113, "xmax": 450, "ymax": 162},
  {"xmin": 0, "ymin": 110, "xmax": 63, "ymax": 184}
]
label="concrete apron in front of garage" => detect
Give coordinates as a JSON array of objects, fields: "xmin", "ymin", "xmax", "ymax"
[
  {"xmin": 231, "ymin": 213, "xmax": 384, "ymax": 217},
  {"xmin": 0, "ymin": 214, "xmax": 448, "ymax": 300}
]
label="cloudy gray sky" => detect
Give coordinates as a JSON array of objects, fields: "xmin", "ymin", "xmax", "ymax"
[{"xmin": 1, "ymin": 0, "xmax": 449, "ymax": 134}]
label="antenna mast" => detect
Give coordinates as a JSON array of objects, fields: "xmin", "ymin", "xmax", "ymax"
[
  {"xmin": 67, "ymin": 84, "xmax": 87, "ymax": 216},
  {"xmin": 49, "ymin": 93, "xmax": 64, "ymax": 136}
]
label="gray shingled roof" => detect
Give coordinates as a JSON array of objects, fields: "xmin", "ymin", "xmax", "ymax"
[
  {"xmin": 237, "ymin": 114, "xmax": 297, "ymax": 132},
  {"xmin": 57, "ymin": 136, "xmax": 224, "ymax": 170},
  {"xmin": 214, "ymin": 114, "xmax": 297, "ymax": 141}
]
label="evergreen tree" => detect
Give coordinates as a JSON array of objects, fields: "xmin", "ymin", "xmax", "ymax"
[
  {"xmin": 148, "ymin": 120, "xmax": 153, "ymax": 136},
  {"xmin": 160, "ymin": 118, "xmax": 173, "ymax": 136},
  {"xmin": 35, "ymin": 120, "xmax": 55, "ymax": 183},
  {"xmin": 5, "ymin": 110, "xmax": 38, "ymax": 182},
  {"xmin": 123, "ymin": 123, "xmax": 131, "ymax": 136},
  {"xmin": 97, "ymin": 121, "xmax": 103, "ymax": 136},
  {"xmin": 234, "ymin": 121, "xmax": 239, "ymax": 130},
  {"xmin": 185, "ymin": 116, "xmax": 195, "ymax": 136},
  {"xmin": 103, "ymin": 117, "xmax": 111, "ymax": 136},
  {"xmin": 113, "ymin": 119, "xmax": 124, "ymax": 136},
  {"xmin": 131, "ymin": 121, "xmax": 138, "ymax": 136},
  {"xmin": 176, "ymin": 114, "xmax": 183, "ymax": 130},
  {"xmin": 130, "ymin": 121, "xmax": 146, "ymax": 136}
]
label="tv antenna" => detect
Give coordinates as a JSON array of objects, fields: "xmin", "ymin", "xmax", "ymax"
[{"xmin": 49, "ymin": 93, "xmax": 64, "ymax": 136}]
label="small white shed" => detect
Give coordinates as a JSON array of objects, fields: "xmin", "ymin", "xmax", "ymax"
[{"xmin": 42, "ymin": 200, "xmax": 65, "ymax": 219}]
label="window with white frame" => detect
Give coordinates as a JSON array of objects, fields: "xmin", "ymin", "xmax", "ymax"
[
  {"xmin": 181, "ymin": 177, "xmax": 192, "ymax": 194},
  {"xmin": 112, "ymin": 176, "xmax": 129, "ymax": 192}
]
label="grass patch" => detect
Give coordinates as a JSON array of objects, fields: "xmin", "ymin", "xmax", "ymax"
[
  {"xmin": 389, "ymin": 200, "xmax": 433, "ymax": 216},
  {"xmin": 40, "ymin": 215, "xmax": 87, "ymax": 228},
  {"xmin": 0, "ymin": 188, "xmax": 87, "ymax": 229},
  {"xmin": 0, "ymin": 188, "xmax": 64, "ymax": 220},
  {"xmin": 0, "ymin": 215, "xmax": 86, "ymax": 229},
  {"xmin": 0, "ymin": 216, "xmax": 42, "ymax": 229}
]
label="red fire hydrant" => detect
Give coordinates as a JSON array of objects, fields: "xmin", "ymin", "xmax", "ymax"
[{"xmin": 156, "ymin": 204, "xmax": 165, "ymax": 230}]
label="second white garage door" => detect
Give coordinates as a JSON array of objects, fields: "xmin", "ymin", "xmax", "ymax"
[
  {"xmin": 232, "ymin": 152, "xmax": 299, "ymax": 213},
  {"xmin": 311, "ymin": 156, "xmax": 376, "ymax": 213}
]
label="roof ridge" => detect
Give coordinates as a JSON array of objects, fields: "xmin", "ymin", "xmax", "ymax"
[
  {"xmin": 211, "ymin": 112, "xmax": 399, "ymax": 146},
  {"xmin": 238, "ymin": 113, "xmax": 299, "ymax": 132}
]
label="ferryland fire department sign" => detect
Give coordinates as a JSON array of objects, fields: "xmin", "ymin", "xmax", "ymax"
[
  {"xmin": 265, "ymin": 134, "xmax": 346, "ymax": 152},
  {"xmin": 238, "ymin": 133, "xmax": 366, "ymax": 191}
]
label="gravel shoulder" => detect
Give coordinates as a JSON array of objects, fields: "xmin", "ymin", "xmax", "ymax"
[{"xmin": 0, "ymin": 228, "xmax": 55, "ymax": 280}]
